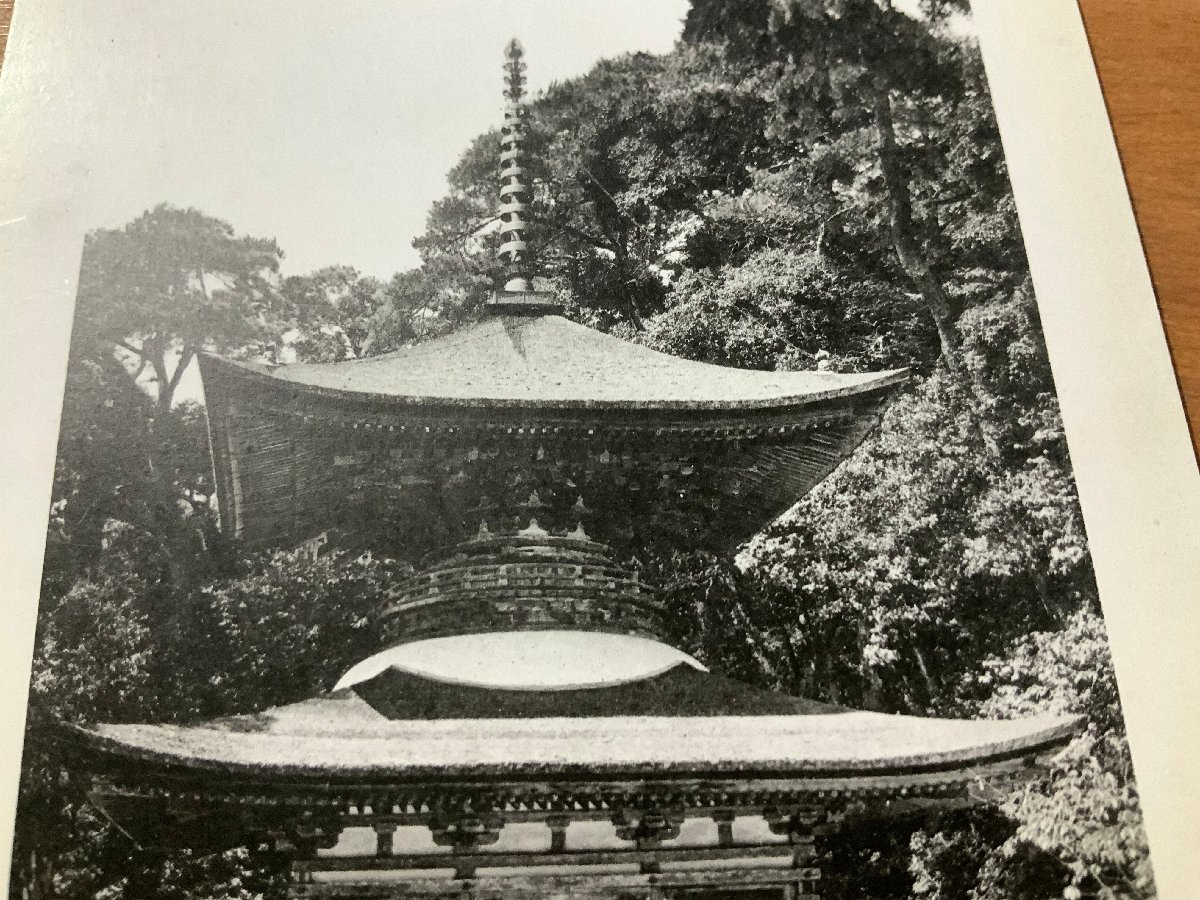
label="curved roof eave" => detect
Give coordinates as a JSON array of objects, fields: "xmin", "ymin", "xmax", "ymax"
[
  {"xmin": 66, "ymin": 701, "xmax": 1081, "ymax": 783},
  {"xmin": 199, "ymin": 317, "xmax": 909, "ymax": 413}
]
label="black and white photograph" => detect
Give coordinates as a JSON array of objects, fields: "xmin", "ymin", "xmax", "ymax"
[{"xmin": 0, "ymin": 3, "xmax": 1196, "ymax": 900}]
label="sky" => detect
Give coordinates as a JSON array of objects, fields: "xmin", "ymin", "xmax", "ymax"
[
  {"xmin": 1, "ymin": 1, "xmax": 690, "ymax": 279},
  {"xmin": 0, "ymin": 0, "xmax": 951, "ymax": 406}
]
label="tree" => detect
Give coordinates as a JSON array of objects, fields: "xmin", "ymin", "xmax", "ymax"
[
  {"xmin": 46, "ymin": 204, "xmax": 281, "ymax": 591},
  {"xmin": 278, "ymin": 266, "xmax": 389, "ymax": 363},
  {"xmin": 909, "ymin": 808, "xmax": 1068, "ymax": 900},
  {"xmin": 75, "ymin": 204, "xmax": 283, "ymax": 411},
  {"xmin": 640, "ymin": 246, "xmax": 921, "ymax": 372},
  {"xmin": 15, "ymin": 562, "xmax": 157, "ymax": 900},
  {"xmin": 44, "ymin": 344, "xmax": 219, "ymax": 596},
  {"xmin": 683, "ymin": 0, "xmax": 1024, "ymax": 369},
  {"xmin": 959, "ymin": 610, "xmax": 1151, "ymax": 899},
  {"xmin": 12, "ymin": 550, "xmax": 400, "ymax": 900},
  {"xmin": 413, "ymin": 47, "xmax": 787, "ymax": 331},
  {"xmin": 653, "ymin": 287, "xmax": 1092, "ymax": 716},
  {"xmin": 169, "ymin": 549, "xmax": 406, "ymax": 720},
  {"xmin": 906, "ymin": 610, "xmax": 1153, "ymax": 900}
]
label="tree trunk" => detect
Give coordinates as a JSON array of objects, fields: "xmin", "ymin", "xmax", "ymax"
[
  {"xmin": 147, "ymin": 333, "xmax": 173, "ymax": 410},
  {"xmin": 856, "ymin": 619, "xmax": 884, "ymax": 711},
  {"xmin": 159, "ymin": 345, "xmax": 196, "ymax": 413},
  {"xmin": 910, "ymin": 641, "xmax": 938, "ymax": 706},
  {"xmin": 871, "ymin": 80, "xmax": 961, "ymax": 370},
  {"xmin": 612, "ymin": 243, "xmax": 646, "ymax": 330}
]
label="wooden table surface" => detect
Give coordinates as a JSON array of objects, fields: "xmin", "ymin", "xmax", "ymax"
[{"xmin": 1077, "ymin": 0, "xmax": 1200, "ymax": 459}]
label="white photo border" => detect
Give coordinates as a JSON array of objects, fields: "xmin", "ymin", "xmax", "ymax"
[
  {"xmin": 973, "ymin": 4, "xmax": 1200, "ymax": 897},
  {"xmin": 1, "ymin": 2, "xmax": 1197, "ymax": 895}
]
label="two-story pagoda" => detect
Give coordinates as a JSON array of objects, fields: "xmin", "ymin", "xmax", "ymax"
[{"xmin": 65, "ymin": 41, "xmax": 1079, "ymax": 900}]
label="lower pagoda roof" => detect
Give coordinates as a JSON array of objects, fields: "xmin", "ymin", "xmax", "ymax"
[{"xmin": 68, "ymin": 664, "xmax": 1079, "ymax": 784}]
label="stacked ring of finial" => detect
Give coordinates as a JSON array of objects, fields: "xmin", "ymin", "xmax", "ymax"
[{"xmin": 500, "ymin": 46, "xmax": 531, "ymax": 291}]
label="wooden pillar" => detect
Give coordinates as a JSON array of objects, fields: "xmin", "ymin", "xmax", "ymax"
[
  {"xmin": 764, "ymin": 805, "xmax": 823, "ymax": 900},
  {"xmin": 797, "ymin": 866, "xmax": 822, "ymax": 900},
  {"xmin": 547, "ymin": 814, "xmax": 571, "ymax": 853},
  {"xmin": 712, "ymin": 810, "xmax": 736, "ymax": 847},
  {"xmin": 454, "ymin": 859, "xmax": 477, "ymax": 880},
  {"xmin": 793, "ymin": 813, "xmax": 820, "ymax": 899},
  {"xmin": 285, "ymin": 861, "xmax": 312, "ymax": 899},
  {"xmin": 793, "ymin": 826, "xmax": 820, "ymax": 899},
  {"xmin": 373, "ymin": 821, "xmax": 397, "ymax": 857}
]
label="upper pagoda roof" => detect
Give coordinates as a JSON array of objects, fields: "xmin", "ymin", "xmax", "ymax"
[{"xmin": 208, "ymin": 314, "xmax": 905, "ymax": 411}]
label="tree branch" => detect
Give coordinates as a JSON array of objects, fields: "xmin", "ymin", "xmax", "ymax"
[
  {"xmin": 540, "ymin": 216, "xmax": 618, "ymax": 254},
  {"xmin": 577, "ymin": 165, "xmax": 625, "ymax": 215},
  {"xmin": 113, "ymin": 338, "xmax": 148, "ymax": 359},
  {"xmin": 444, "ymin": 213, "xmax": 504, "ymax": 247}
]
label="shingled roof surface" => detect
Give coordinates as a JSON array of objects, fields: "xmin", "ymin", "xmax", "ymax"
[
  {"xmin": 74, "ymin": 666, "xmax": 1080, "ymax": 780},
  {"xmin": 208, "ymin": 315, "xmax": 906, "ymax": 410}
]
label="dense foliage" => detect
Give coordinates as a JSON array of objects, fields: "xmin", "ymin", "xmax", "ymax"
[
  {"xmin": 15, "ymin": 550, "xmax": 398, "ymax": 900},
  {"xmin": 13, "ymin": 2, "xmax": 1154, "ymax": 899}
]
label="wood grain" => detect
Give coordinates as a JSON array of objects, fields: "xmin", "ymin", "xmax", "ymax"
[
  {"xmin": 0, "ymin": 2, "xmax": 12, "ymax": 75},
  {"xmin": 1077, "ymin": 0, "xmax": 1200, "ymax": 458}
]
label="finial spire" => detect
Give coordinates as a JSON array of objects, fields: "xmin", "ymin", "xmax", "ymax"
[
  {"xmin": 499, "ymin": 39, "xmax": 531, "ymax": 292},
  {"xmin": 488, "ymin": 40, "xmax": 561, "ymax": 315}
]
